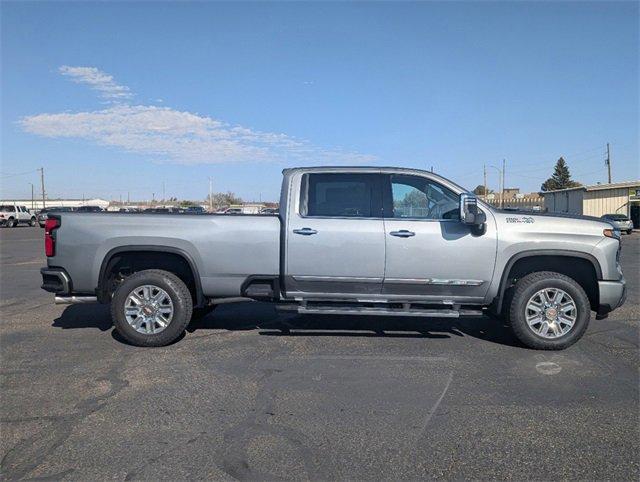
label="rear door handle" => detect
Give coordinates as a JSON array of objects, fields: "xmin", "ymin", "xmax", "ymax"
[
  {"xmin": 293, "ymin": 228, "xmax": 318, "ymax": 235},
  {"xmin": 390, "ymin": 230, "xmax": 415, "ymax": 238}
]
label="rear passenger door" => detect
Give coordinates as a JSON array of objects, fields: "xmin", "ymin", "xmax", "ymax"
[{"xmin": 285, "ymin": 171, "xmax": 386, "ymax": 297}]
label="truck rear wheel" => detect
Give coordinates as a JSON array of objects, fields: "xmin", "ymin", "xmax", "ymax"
[
  {"xmin": 111, "ymin": 269, "xmax": 193, "ymax": 347},
  {"xmin": 509, "ymin": 271, "xmax": 590, "ymax": 350}
]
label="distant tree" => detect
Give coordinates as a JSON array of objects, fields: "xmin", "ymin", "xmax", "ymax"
[
  {"xmin": 540, "ymin": 157, "xmax": 582, "ymax": 192},
  {"xmin": 397, "ymin": 190, "xmax": 427, "ymax": 208},
  {"xmin": 206, "ymin": 191, "xmax": 243, "ymax": 208},
  {"xmin": 472, "ymin": 185, "xmax": 493, "ymax": 195}
]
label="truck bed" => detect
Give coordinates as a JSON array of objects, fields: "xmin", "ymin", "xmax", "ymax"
[{"xmin": 49, "ymin": 213, "xmax": 281, "ymax": 297}]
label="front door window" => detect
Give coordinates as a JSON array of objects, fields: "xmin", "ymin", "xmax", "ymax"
[{"xmin": 388, "ymin": 175, "xmax": 459, "ymax": 220}]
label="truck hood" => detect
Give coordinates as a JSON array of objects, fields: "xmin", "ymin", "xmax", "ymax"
[
  {"xmin": 495, "ymin": 210, "xmax": 604, "ymax": 223},
  {"xmin": 492, "ymin": 210, "xmax": 611, "ymax": 237}
]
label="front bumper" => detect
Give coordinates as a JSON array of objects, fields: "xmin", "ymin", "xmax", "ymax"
[
  {"xmin": 613, "ymin": 222, "xmax": 633, "ymax": 231},
  {"xmin": 597, "ymin": 278, "xmax": 626, "ymax": 316}
]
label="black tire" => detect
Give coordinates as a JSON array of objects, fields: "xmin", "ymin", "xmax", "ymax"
[
  {"xmin": 6, "ymin": 218, "xmax": 15, "ymax": 228},
  {"xmin": 111, "ymin": 269, "xmax": 193, "ymax": 347},
  {"xmin": 626, "ymin": 229, "xmax": 632, "ymax": 235},
  {"xmin": 509, "ymin": 271, "xmax": 590, "ymax": 350},
  {"xmin": 29, "ymin": 217, "xmax": 36, "ymax": 227}
]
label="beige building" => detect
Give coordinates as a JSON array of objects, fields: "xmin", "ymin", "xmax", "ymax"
[{"xmin": 541, "ymin": 181, "xmax": 640, "ymax": 227}]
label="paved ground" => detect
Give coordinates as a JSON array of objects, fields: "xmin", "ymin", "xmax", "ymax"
[{"xmin": 1, "ymin": 226, "xmax": 638, "ymax": 480}]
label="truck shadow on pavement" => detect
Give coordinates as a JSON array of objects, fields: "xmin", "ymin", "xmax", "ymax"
[{"xmin": 52, "ymin": 301, "xmax": 523, "ymax": 348}]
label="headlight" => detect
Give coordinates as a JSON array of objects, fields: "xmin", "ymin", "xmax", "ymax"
[{"xmin": 603, "ymin": 228, "xmax": 621, "ymax": 240}]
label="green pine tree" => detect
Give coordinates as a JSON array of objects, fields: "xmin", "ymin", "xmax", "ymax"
[{"xmin": 540, "ymin": 157, "xmax": 582, "ymax": 191}]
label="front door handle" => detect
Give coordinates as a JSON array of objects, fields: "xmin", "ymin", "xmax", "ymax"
[
  {"xmin": 390, "ymin": 230, "xmax": 415, "ymax": 238},
  {"xmin": 293, "ymin": 227, "xmax": 318, "ymax": 235}
]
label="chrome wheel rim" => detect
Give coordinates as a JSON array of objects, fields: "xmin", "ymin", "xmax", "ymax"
[
  {"xmin": 525, "ymin": 288, "xmax": 577, "ymax": 339},
  {"xmin": 124, "ymin": 285, "xmax": 174, "ymax": 334}
]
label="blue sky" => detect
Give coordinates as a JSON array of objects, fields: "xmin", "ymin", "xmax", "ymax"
[{"xmin": 1, "ymin": 1, "xmax": 638, "ymax": 202}]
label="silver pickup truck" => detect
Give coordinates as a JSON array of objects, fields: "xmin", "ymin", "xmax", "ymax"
[{"xmin": 41, "ymin": 167, "xmax": 626, "ymax": 349}]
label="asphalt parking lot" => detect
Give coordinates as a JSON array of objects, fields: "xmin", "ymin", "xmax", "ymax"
[{"xmin": 1, "ymin": 226, "xmax": 638, "ymax": 480}]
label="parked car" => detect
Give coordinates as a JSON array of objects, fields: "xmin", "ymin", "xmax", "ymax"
[
  {"xmin": 185, "ymin": 206, "xmax": 206, "ymax": 214},
  {"xmin": 260, "ymin": 208, "xmax": 279, "ymax": 215},
  {"xmin": 0, "ymin": 204, "xmax": 36, "ymax": 227},
  {"xmin": 37, "ymin": 206, "xmax": 74, "ymax": 227},
  {"xmin": 142, "ymin": 207, "xmax": 184, "ymax": 214},
  {"xmin": 601, "ymin": 214, "xmax": 634, "ymax": 234},
  {"xmin": 75, "ymin": 205, "xmax": 104, "ymax": 213},
  {"xmin": 41, "ymin": 166, "xmax": 626, "ymax": 349}
]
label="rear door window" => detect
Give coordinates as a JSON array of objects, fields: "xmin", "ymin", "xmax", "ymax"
[{"xmin": 301, "ymin": 173, "xmax": 383, "ymax": 218}]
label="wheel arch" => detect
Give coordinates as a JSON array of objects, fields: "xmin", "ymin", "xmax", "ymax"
[
  {"xmin": 495, "ymin": 250, "xmax": 602, "ymax": 314},
  {"xmin": 97, "ymin": 245, "xmax": 204, "ymax": 307}
]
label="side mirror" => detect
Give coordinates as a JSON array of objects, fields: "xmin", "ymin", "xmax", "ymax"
[{"xmin": 460, "ymin": 193, "xmax": 486, "ymax": 226}]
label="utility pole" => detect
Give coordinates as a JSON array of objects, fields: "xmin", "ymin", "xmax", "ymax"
[
  {"xmin": 209, "ymin": 176, "xmax": 213, "ymax": 212},
  {"xmin": 39, "ymin": 167, "xmax": 46, "ymax": 209},
  {"xmin": 605, "ymin": 143, "xmax": 612, "ymax": 184},
  {"xmin": 127, "ymin": 191, "xmax": 130, "ymax": 204},
  {"xmin": 483, "ymin": 164, "xmax": 487, "ymax": 200},
  {"xmin": 28, "ymin": 183, "xmax": 34, "ymax": 210},
  {"xmin": 162, "ymin": 181, "xmax": 165, "ymax": 202}
]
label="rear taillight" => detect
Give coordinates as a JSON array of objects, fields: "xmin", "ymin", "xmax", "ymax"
[{"xmin": 44, "ymin": 218, "xmax": 60, "ymax": 257}]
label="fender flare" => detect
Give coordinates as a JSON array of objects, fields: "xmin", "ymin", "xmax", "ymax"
[
  {"xmin": 495, "ymin": 249, "xmax": 602, "ymax": 313},
  {"xmin": 97, "ymin": 245, "xmax": 205, "ymax": 306}
]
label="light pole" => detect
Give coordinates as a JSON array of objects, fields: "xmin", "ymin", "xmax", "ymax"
[{"xmin": 488, "ymin": 164, "xmax": 504, "ymax": 209}]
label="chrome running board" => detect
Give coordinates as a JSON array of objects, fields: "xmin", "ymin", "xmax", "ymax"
[{"xmin": 278, "ymin": 302, "xmax": 483, "ymax": 318}]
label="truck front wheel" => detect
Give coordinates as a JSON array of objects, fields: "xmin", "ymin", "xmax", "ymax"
[
  {"xmin": 111, "ymin": 269, "xmax": 193, "ymax": 347},
  {"xmin": 509, "ymin": 271, "xmax": 590, "ymax": 350}
]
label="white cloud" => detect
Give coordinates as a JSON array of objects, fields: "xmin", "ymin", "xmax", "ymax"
[
  {"xmin": 20, "ymin": 104, "xmax": 375, "ymax": 165},
  {"xmin": 20, "ymin": 66, "xmax": 375, "ymax": 165},
  {"xmin": 59, "ymin": 66, "xmax": 133, "ymax": 101}
]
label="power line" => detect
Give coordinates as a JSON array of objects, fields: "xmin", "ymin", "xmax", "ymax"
[{"xmin": 0, "ymin": 169, "xmax": 39, "ymax": 179}]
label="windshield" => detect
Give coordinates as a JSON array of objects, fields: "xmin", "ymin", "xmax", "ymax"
[{"xmin": 607, "ymin": 214, "xmax": 628, "ymax": 220}]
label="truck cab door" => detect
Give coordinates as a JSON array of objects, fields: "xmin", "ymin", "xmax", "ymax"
[
  {"xmin": 381, "ymin": 173, "xmax": 497, "ymax": 303},
  {"xmin": 284, "ymin": 171, "xmax": 386, "ymax": 298}
]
